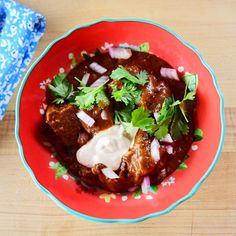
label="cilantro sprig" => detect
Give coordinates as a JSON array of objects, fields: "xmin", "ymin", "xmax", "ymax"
[
  {"xmin": 73, "ymin": 82, "xmax": 109, "ymax": 110},
  {"xmin": 110, "ymin": 66, "xmax": 148, "ymax": 86},
  {"xmin": 48, "ymin": 73, "xmax": 73, "ymax": 104},
  {"xmin": 111, "ymin": 81, "xmax": 141, "ymax": 106}
]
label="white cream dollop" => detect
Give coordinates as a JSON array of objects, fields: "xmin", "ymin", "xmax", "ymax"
[{"xmin": 76, "ymin": 125, "xmax": 135, "ymax": 170}]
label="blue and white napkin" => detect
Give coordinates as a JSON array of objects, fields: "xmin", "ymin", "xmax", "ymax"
[{"xmin": 0, "ymin": 0, "xmax": 46, "ymax": 120}]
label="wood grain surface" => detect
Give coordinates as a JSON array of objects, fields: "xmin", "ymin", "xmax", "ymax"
[{"xmin": 0, "ymin": 0, "xmax": 235, "ymax": 235}]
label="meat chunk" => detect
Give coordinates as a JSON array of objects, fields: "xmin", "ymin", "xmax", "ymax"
[
  {"xmin": 45, "ymin": 104, "xmax": 81, "ymax": 146},
  {"xmin": 122, "ymin": 130, "xmax": 156, "ymax": 183},
  {"xmin": 138, "ymin": 76, "xmax": 171, "ymax": 112}
]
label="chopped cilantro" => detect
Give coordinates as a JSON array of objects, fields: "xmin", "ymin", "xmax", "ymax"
[
  {"xmin": 194, "ymin": 128, "xmax": 203, "ymax": 141},
  {"xmin": 49, "ymin": 162, "xmax": 67, "ymax": 179},
  {"xmin": 177, "ymin": 161, "xmax": 188, "ymax": 170},
  {"xmin": 110, "ymin": 66, "xmax": 148, "ymax": 86},
  {"xmin": 170, "ymin": 107, "xmax": 189, "ymax": 140},
  {"xmin": 48, "ymin": 73, "xmax": 73, "ymax": 104},
  {"xmin": 131, "ymin": 106, "xmax": 155, "ymax": 132},
  {"xmin": 177, "ymin": 154, "xmax": 189, "ymax": 170},
  {"xmin": 149, "ymin": 185, "xmax": 158, "ymax": 193},
  {"xmin": 111, "ymin": 81, "xmax": 141, "ymax": 106},
  {"xmin": 139, "ymin": 42, "xmax": 149, "ymax": 52},
  {"xmin": 73, "ymin": 82, "xmax": 109, "ymax": 110}
]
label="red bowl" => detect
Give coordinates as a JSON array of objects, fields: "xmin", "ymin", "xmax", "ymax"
[{"xmin": 15, "ymin": 19, "xmax": 225, "ymax": 223}]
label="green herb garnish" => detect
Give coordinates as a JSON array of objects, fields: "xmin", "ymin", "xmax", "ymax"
[
  {"xmin": 111, "ymin": 81, "xmax": 141, "ymax": 106},
  {"xmin": 131, "ymin": 106, "xmax": 154, "ymax": 132},
  {"xmin": 49, "ymin": 162, "xmax": 67, "ymax": 179},
  {"xmin": 73, "ymin": 82, "xmax": 109, "ymax": 110},
  {"xmin": 194, "ymin": 128, "xmax": 203, "ymax": 141},
  {"xmin": 110, "ymin": 66, "xmax": 148, "ymax": 86},
  {"xmin": 177, "ymin": 154, "xmax": 189, "ymax": 170},
  {"xmin": 139, "ymin": 42, "xmax": 149, "ymax": 52},
  {"xmin": 48, "ymin": 73, "xmax": 73, "ymax": 104}
]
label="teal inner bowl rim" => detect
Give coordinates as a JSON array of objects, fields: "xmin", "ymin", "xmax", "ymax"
[{"xmin": 15, "ymin": 18, "xmax": 226, "ymax": 223}]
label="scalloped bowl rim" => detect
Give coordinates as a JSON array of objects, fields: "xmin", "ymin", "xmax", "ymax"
[{"xmin": 15, "ymin": 18, "xmax": 225, "ymax": 223}]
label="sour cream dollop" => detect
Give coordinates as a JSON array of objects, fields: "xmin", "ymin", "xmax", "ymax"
[{"xmin": 76, "ymin": 125, "xmax": 135, "ymax": 170}]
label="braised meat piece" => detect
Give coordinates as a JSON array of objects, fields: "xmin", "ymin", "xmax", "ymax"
[{"xmin": 45, "ymin": 104, "xmax": 81, "ymax": 146}]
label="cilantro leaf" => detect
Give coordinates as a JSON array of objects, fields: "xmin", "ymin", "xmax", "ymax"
[
  {"xmin": 73, "ymin": 83, "xmax": 109, "ymax": 110},
  {"xmin": 48, "ymin": 73, "xmax": 73, "ymax": 104},
  {"xmin": 49, "ymin": 162, "xmax": 67, "ymax": 179},
  {"xmin": 132, "ymin": 188, "xmax": 141, "ymax": 198},
  {"xmin": 177, "ymin": 154, "xmax": 189, "ymax": 170},
  {"xmin": 170, "ymin": 107, "xmax": 189, "ymax": 140},
  {"xmin": 183, "ymin": 91, "xmax": 196, "ymax": 101},
  {"xmin": 136, "ymin": 70, "xmax": 148, "ymax": 85},
  {"xmin": 194, "ymin": 128, "xmax": 203, "ymax": 141},
  {"xmin": 131, "ymin": 106, "xmax": 154, "ymax": 132},
  {"xmin": 149, "ymin": 185, "xmax": 158, "ymax": 193},
  {"xmin": 110, "ymin": 66, "xmax": 148, "ymax": 86},
  {"xmin": 111, "ymin": 81, "xmax": 141, "ymax": 106},
  {"xmin": 178, "ymin": 73, "xmax": 198, "ymax": 122},
  {"xmin": 154, "ymin": 121, "xmax": 169, "ymax": 139},
  {"xmin": 139, "ymin": 42, "xmax": 149, "ymax": 52},
  {"xmin": 183, "ymin": 73, "xmax": 198, "ymax": 92},
  {"xmin": 114, "ymin": 105, "xmax": 133, "ymax": 124},
  {"xmin": 177, "ymin": 161, "xmax": 188, "ymax": 170}
]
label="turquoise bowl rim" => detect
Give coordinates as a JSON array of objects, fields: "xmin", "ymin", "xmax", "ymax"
[{"xmin": 15, "ymin": 18, "xmax": 225, "ymax": 223}]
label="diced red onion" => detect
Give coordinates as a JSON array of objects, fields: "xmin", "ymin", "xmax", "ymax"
[
  {"xmin": 160, "ymin": 133, "xmax": 173, "ymax": 143},
  {"xmin": 151, "ymin": 138, "xmax": 160, "ymax": 162},
  {"xmin": 108, "ymin": 47, "xmax": 132, "ymax": 59},
  {"xmin": 89, "ymin": 62, "xmax": 107, "ymax": 74},
  {"xmin": 81, "ymin": 72, "xmax": 90, "ymax": 85},
  {"xmin": 153, "ymin": 112, "xmax": 159, "ymax": 123},
  {"xmin": 76, "ymin": 111, "xmax": 95, "ymax": 127},
  {"xmin": 128, "ymin": 186, "xmax": 139, "ymax": 192},
  {"xmin": 160, "ymin": 67, "xmax": 179, "ymax": 81},
  {"xmin": 166, "ymin": 145, "xmax": 173, "ymax": 154},
  {"xmin": 90, "ymin": 75, "xmax": 109, "ymax": 87},
  {"xmin": 102, "ymin": 167, "xmax": 120, "ymax": 179},
  {"xmin": 141, "ymin": 176, "xmax": 150, "ymax": 194},
  {"xmin": 101, "ymin": 110, "xmax": 108, "ymax": 120}
]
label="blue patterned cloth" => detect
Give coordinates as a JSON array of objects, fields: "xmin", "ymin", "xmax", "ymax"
[{"xmin": 0, "ymin": 0, "xmax": 46, "ymax": 120}]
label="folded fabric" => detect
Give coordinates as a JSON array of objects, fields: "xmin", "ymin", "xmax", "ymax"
[{"xmin": 0, "ymin": 0, "xmax": 46, "ymax": 120}]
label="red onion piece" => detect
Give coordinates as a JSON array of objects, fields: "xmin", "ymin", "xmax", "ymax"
[
  {"xmin": 101, "ymin": 110, "xmax": 108, "ymax": 120},
  {"xmin": 102, "ymin": 167, "xmax": 119, "ymax": 179},
  {"xmin": 151, "ymin": 138, "xmax": 160, "ymax": 162},
  {"xmin": 141, "ymin": 176, "xmax": 150, "ymax": 194},
  {"xmin": 76, "ymin": 111, "xmax": 95, "ymax": 127},
  {"xmin": 90, "ymin": 75, "xmax": 109, "ymax": 87},
  {"xmin": 166, "ymin": 145, "xmax": 173, "ymax": 154},
  {"xmin": 160, "ymin": 133, "xmax": 173, "ymax": 143},
  {"xmin": 89, "ymin": 62, "xmax": 107, "ymax": 74},
  {"xmin": 108, "ymin": 47, "xmax": 132, "ymax": 59},
  {"xmin": 81, "ymin": 72, "xmax": 90, "ymax": 85},
  {"xmin": 160, "ymin": 67, "xmax": 179, "ymax": 81}
]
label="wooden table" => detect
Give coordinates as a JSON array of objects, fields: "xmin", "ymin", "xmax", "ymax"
[{"xmin": 0, "ymin": 0, "xmax": 235, "ymax": 235}]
